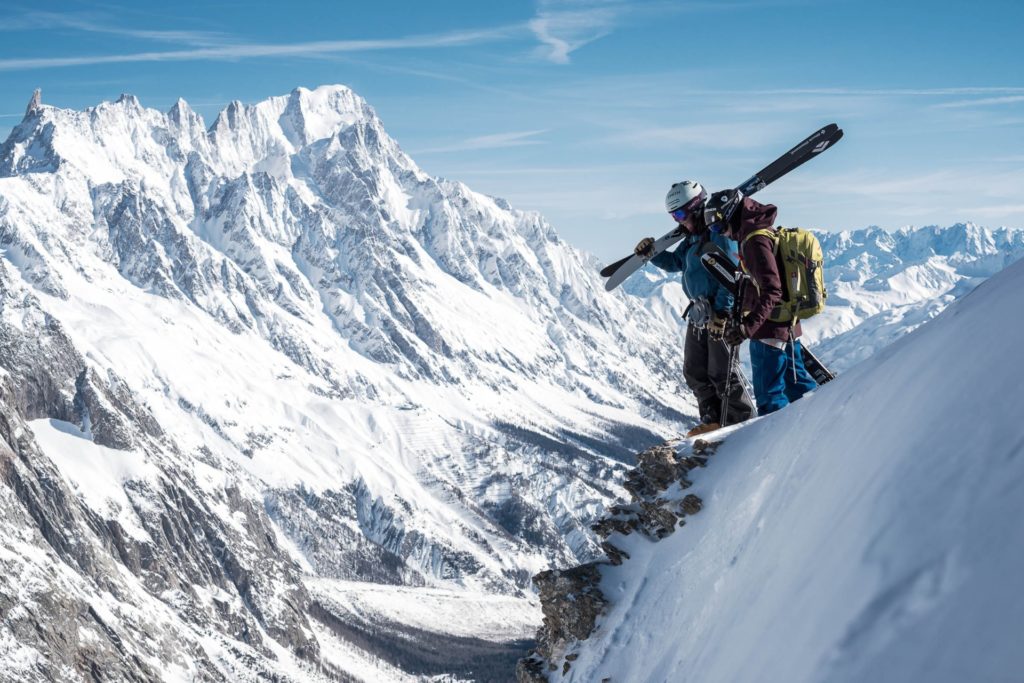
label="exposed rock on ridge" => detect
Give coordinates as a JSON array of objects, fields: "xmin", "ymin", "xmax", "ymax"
[{"xmin": 517, "ymin": 438, "xmax": 722, "ymax": 681}]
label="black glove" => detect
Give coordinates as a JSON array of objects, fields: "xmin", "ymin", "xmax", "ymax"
[
  {"xmin": 707, "ymin": 312, "xmax": 727, "ymax": 339},
  {"xmin": 723, "ymin": 319, "xmax": 747, "ymax": 346},
  {"xmin": 634, "ymin": 236, "xmax": 655, "ymax": 258}
]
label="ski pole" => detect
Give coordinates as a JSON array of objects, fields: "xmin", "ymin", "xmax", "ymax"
[
  {"xmin": 719, "ymin": 277, "xmax": 746, "ymax": 428},
  {"xmin": 721, "ymin": 344, "xmax": 737, "ymax": 428}
]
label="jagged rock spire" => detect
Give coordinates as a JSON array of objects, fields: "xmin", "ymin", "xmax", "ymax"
[{"xmin": 25, "ymin": 88, "xmax": 41, "ymax": 116}]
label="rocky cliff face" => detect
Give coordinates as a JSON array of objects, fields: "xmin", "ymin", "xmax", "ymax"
[
  {"xmin": 515, "ymin": 438, "xmax": 720, "ymax": 682},
  {"xmin": 0, "ymin": 263, "xmax": 324, "ymax": 680}
]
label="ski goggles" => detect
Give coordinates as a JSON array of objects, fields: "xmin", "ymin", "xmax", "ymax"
[
  {"xmin": 708, "ymin": 215, "xmax": 726, "ymax": 234},
  {"xmin": 668, "ymin": 195, "xmax": 705, "ymax": 222},
  {"xmin": 669, "ymin": 207, "xmax": 690, "ymax": 222}
]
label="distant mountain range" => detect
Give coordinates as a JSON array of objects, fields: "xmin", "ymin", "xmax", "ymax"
[{"xmin": 631, "ymin": 222, "xmax": 1024, "ymax": 372}]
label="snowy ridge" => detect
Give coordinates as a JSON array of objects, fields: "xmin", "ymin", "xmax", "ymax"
[{"xmin": 551, "ymin": 257, "xmax": 1024, "ymax": 682}]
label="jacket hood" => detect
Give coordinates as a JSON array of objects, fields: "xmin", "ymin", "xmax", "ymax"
[{"xmin": 731, "ymin": 197, "xmax": 778, "ymax": 240}]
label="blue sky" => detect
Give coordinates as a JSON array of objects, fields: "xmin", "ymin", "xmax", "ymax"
[{"xmin": 1, "ymin": 0, "xmax": 1022, "ymax": 261}]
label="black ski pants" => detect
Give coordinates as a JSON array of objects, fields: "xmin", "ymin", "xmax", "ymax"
[{"xmin": 683, "ymin": 322, "xmax": 755, "ymax": 425}]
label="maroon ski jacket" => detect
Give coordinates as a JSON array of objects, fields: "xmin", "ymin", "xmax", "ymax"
[{"xmin": 730, "ymin": 197, "xmax": 802, "ymax": 342}]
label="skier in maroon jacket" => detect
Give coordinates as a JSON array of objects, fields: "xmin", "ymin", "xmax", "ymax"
[{"xmin": 704, "ymin": 190, "xmax": 817, "ymax": 415}]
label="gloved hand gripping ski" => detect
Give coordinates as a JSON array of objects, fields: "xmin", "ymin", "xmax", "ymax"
[
  {"xmin": 723, "ymin": 319, "xmax": 747, "ymax": 347},
  {"xmin": 634, "ymin": 237, "xmax": 655, "ymax": 258}
]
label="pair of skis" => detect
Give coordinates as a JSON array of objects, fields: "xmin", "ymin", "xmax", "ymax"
[
  {"xmin": 700, "ymin": 247, "xmax": 835, "ymax": 385},
  {"xmin": 599, "ymin": 123, "xmax": 844, "ymax": 292}
]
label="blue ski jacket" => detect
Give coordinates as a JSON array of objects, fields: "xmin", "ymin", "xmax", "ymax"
[{"xmin": 650, "ymin": 231, "xmax": 737, "ymax": 312}]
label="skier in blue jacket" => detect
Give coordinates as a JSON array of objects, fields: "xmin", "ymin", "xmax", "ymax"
[{"xmin": 634, "ymin": 181, "xmax": 755, "ymax": 436}]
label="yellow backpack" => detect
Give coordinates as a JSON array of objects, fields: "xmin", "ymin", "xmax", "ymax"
[{"xmin": 742, "ymin": 227, "xmax": 827, "ymax": 323}]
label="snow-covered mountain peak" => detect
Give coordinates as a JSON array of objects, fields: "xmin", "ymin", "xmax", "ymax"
[
  {"xmin": 829, "ymin": 222, "xmax": 998, "ymax": 261},
  {"xmin": 279, "ymin": 84, "xmax": 376, "ymax": 146},
  {"xmin": 207, "ymin": 85, "xmax": 383, "ymax": 175},
  {"xmin": 1, "ymin": 91, "xmax": 180, "ymax": 184},
  {"xmin": 0, "ymin": 83, "xmax": 694, "ymax": 600},
  {"xmin": 24, "ymin": 88, "xmax": 42, "ymax": 116},
  {"xmin": 114, "ymin": 92, "xmax": 142, "ymax": 108},
  {"xmin": 916, "ymin": 221, "xmax": 997, "ymax": 258},
  {"xmin": 1, "ymin": 85, "xmax": 388, "ymax": 186}
]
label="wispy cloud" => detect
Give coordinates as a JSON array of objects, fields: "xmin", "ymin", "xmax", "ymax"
[
  {"xmin": 0, "ymin": 11, "xmax": 231, "ymax": 47},
  {"xmin": 787, "ymin": 169, "xmax": 963, "ymax": 198},
  {"xmin": 326, "ymin": 56, "xmax": 537, "ymax": 102},
  {"xmin": 934, "ymin": 95, "xmax": 1024, "ymax": 109},
  {"xmin": 704, "ymin": 87, "xmax": 1024, "ymax": 97},
  {"xmin": 763, "ymin": 168, "xmax": 1024, "ymax": 229},
  {"xmin": 414, "ymin": 130, "xmax": 548, "ymax": 154},
  {"xmin": 0, "ymin": 6, "xmax": 632, "ymax": 72},
  {"xmin": 778, "ymin": 167, "xmax": 1024, "ymax": 218},
  {"xmin": 0, "ymin": 25, "xmax": 525, "ymax": 71},
  {"xmin": 441, "ymin": 161, "xmax": 681, "ymax": 175},
  {"xmin": 529, "ymin": 1, "xmax": 620, "ymax": 63}
]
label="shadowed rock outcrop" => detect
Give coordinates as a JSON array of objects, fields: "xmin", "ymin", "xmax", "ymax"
[{"xmin": 517, "ymin": 437, "xmax": 723, "ymax": 681}]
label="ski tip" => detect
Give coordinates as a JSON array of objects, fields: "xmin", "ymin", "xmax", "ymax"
[{"xmin": 599, "ymin": 254, "xmax": 631, "ymax": 278}]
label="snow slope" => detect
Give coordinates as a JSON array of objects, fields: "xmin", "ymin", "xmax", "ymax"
[{"xmin": 562, "ymin": 257, "xmax": 1024, "ymax": 682}]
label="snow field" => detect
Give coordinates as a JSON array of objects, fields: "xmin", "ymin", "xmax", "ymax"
[{"xmin": 564, "ymin": 258, "xmax": 1024, "ymax": 683}]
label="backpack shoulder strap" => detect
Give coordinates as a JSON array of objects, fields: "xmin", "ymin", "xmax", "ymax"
[
  {"xmin": 738, "ymin": 227, "xmax": 781, "ymax": 278},
  {"xmin": 740, "ymin": 228, "xmax": 778, "ymax": 248}
]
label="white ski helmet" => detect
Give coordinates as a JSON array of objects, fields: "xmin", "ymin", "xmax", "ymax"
[{"xmin": 665, "ymin": 180, "xmax": 707, "ymax": 213}]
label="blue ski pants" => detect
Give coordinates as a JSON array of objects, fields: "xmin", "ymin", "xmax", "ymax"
[{"xmin": 749, "ymin": 339, "xmax": 818, "ymax": 416}]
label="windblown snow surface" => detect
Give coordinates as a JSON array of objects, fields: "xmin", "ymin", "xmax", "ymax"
[{"xmin": 563, "ymin": 259, "xmax": 1024, "ymax": 682}]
